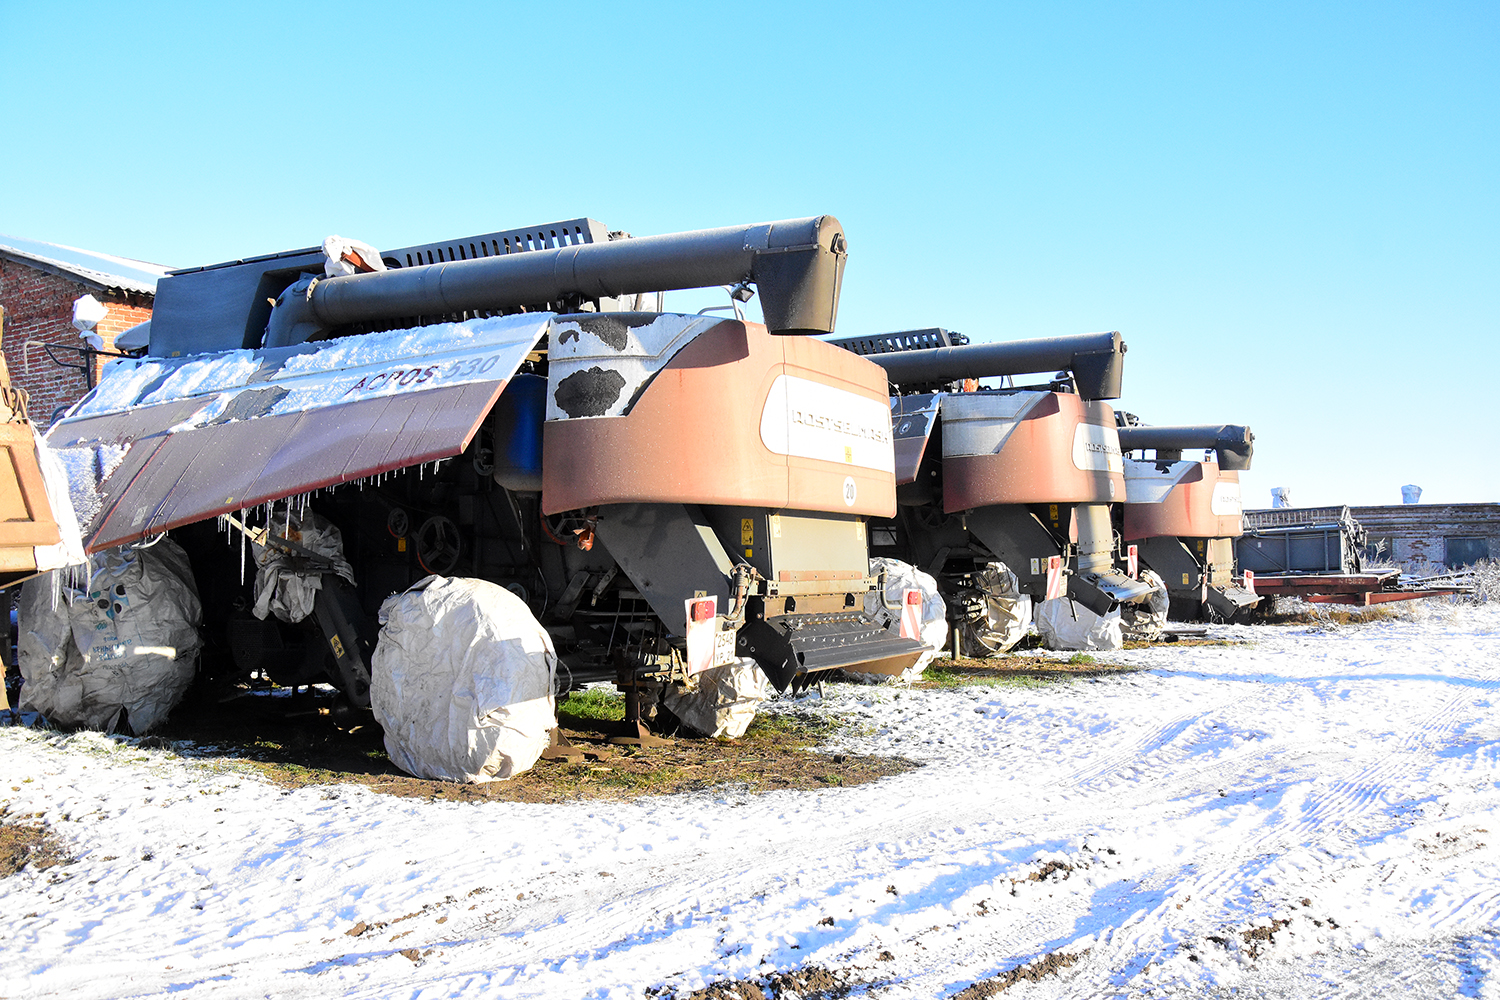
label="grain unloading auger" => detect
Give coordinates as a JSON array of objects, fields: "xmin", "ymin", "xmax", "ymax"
[
  {"xmin": 1116, "ymin": 418, "xmax": 1259, "ymax": 620},
  {"xmin": 831, "ymin": 328, "xmax": 1153, "ymax": 624},
  {"xmin": 46, "ymin": 216, "xmax": 927, "ymax": 738}
]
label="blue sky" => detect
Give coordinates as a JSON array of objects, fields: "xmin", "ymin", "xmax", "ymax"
[{"xmin": 3, "ymin": 2, "xmax": 1495, "ymax": 507}]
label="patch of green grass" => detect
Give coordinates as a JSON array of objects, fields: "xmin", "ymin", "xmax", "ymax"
[
  {"xmin": 919, "ymin": 665, "xmax": 1054, "ymax": 690},
  {"xmin": 740, "ymin": 711, "xmax": 835, "ymax": 745},
  {"xmin": 557, "ymin": 688, "xmax": 626, "ymax": 724},
  {"xmin": 1066, "ymin": 653, "xmax": 1097, "ymax": 665}
]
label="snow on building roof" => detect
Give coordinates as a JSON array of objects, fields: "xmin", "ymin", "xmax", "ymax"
[{"xmin": 0, "ymin": 233, "xmax": 172, "ymax": 297}]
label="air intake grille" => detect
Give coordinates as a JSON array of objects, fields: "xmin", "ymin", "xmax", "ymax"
[
  {"xmin": 388, "ymin": 218, "xmax": 611, "ymax": 268},
  {"xmin": 828, "ymin": 327, "xmax": 969, "ymax": 355}
]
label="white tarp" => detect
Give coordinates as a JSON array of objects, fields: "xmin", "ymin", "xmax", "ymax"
[
  {"xmin": 251, "ymin": 511, "xmax": 356, "ymax": 623},
  {"xmin": 662, "ymin": 657, "xmax": 769, "ymax": 739},
  {"xmin": 371, "ymin": 576, "xmax": 556, "ymax": 782},
  {"xmin": 17, "ymin": 538, "xmax": 203, "ymax": 734},
  {"xmin": 850, "ymin": 557, "xmax": 948, "ymax": 683},
  {"xmin": 1035, "ymin": 596, "xmax": 1123, "ymax": 652},
  {"xmin": 960, "ymin": 561, "xmax": 1033, "ymax": 656},
  {"xmin": 1120, "ymin": 569, "xmax": 1170, "ymax": 641}
]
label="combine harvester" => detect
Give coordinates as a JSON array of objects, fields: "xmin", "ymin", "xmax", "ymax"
[
  {"xmin": 831, "ymin": 328, "xmax": 1153, "ymax": 653},
  {"xmin": 1116, "ymin": 418, "xmax": 1259, "ymax": 621},
  {"xmin": 41, "ymin": 216, "xmax": 934, "ymax": 771}
]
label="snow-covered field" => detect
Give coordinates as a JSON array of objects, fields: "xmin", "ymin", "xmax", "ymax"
[{"xmin": 4, "ymin": 603, "xmax": 1500, "ymax": 999}]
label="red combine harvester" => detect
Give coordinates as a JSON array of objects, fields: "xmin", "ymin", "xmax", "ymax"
[
  {"xmin": 1116, "ymin": 418, "xmax": 1259, "ymax": 621},
  {"xmin": 831, "ymin": 328, "xmax": 1153, "ymax": 650},
  {"xmin": 42, "ymin": 216, "xmax": 932, "ymax": 750}
]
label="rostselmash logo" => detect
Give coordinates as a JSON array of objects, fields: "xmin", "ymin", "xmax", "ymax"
[
  {"xmin": 1080, "ymin": 441, "xmax": 1122, "ymax": 457},
  {"xmin": 789, "ymin": 409, "xmax": 892, "ymax": 445}
]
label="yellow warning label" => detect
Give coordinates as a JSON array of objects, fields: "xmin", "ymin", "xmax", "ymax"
[
  {"xmin": 397, "ymin": 537, "xmax": 407, "ymax": 552},
  {"xmin": 844, "ymin": 445, "xmax": 853, "ymax": 463},
  {"xmin": 330, "ymin": 635, "xmax": 346, "ymax": 658},
  {"xmin": 741, "ymin": 518, "xmax": 754, "ymax": 546},
  {"xmin": 1049, "ymin": 504, "xmax": 1059, "ymax": 522},
  {"xmin": 1181, "ymin": 573, "xmax": 1191, "ymax": 586}
]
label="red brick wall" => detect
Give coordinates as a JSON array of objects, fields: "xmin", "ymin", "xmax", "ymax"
[{"xmin": 0, "ymin": 258, "xmax": 153, "ymax": 427}]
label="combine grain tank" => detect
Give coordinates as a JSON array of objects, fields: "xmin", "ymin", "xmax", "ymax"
[
  {"xmin": 45, "ymin": 216, "xmax": 927, "ymax": 743},
  {"xmin": 1117, "ymin": 417, "xmax": 1257, "ymax": 620},
  {"xmin": 832, "ymin": 328, "xmax": 1150, "ymax": 647}
]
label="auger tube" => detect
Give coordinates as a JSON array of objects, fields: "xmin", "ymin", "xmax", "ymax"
[
  {"xmin": 853, "ymin": 331, "xmax": 1126, "ymax": 400},
  {"xmin": 266, "ymin": 216, "xmax": 847, "ymax": 347},
  {"xmin": 1117, "ymin": 424, "xmax": 1254, "ymax": 471}
]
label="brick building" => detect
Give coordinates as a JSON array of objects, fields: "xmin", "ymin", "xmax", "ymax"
[
  {"xmin": 0, "ymin": 235, "xmax": 169, "ymax": 427},
  {"xmin": 1350, "ymin": 503, "xmax": 1500, "ymax": 572}
]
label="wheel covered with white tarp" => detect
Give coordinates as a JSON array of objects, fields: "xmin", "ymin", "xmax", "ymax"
[
  {"xmin": 372, "ymin": 575, "xmax": 556, "ymax": 782},
  {"xmin": 662, "ymin": 657, "xmax": 769, "ymax": 739},
  {"xmin": 1120, "ymin": 569, "xmax": 1170, "ymax": 641},
  {"xmin": 958, "ymin": 561, "xmax": 1033, "ymax": 656},
  {"xmin": 848, "ymin": 557, "xmax": 947, "ymax": 683},
  {"xmin": 1035, "ymin": 596, "xmax": 1123, "ymax": 652},
  {"xmin": 17, "ymin": 538, "xmax": 203, "ymax": 734}
]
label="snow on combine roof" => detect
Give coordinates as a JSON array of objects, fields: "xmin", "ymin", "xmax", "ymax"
[{"xmin": 0, "ymin": 233, "xmax": 172, "ymax": 297}]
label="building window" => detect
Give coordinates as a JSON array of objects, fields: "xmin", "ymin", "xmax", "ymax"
[
  {"xmin": 1444, "ymin": 536, "xmax": 1490, "ymax": 568},
  {"xmin": 1364, "ymin": 536, "xmax": 1396, "ymax": 565}
]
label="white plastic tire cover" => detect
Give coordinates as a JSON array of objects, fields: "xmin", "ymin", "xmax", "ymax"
[
  {"xmin": 252, "ymin": 510, "xmax": 356, "ymax": 624},
  {"xmin": 1120, "ymin": 569, "xmax": 1170, "ymax": 641},
  {"xmin": 18, "ymin": 538, "xmax": 203, "ymax": 734},
  {"xmin": 663, "ymin": 657, "xmax": 769, "ymax": 739},
  {"xmin": 1035, "ymin": 596, "xmax": 1123, "ymax": 652},
  {"xmin": 850, "ymin": 557, "xmax": 948, "ymax": 682},
  {"xmin": 372, "ymin": 575, "xmax": 556, "ymax": 782},
  {"xmin": 961, "ymin": 561, "xmax": 1033, "ymax": 656}
]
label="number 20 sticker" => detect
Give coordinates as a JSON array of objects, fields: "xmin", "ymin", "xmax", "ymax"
[{"xmin": 842, "ymin": 476, "xmax": 857, "ymax": 507}]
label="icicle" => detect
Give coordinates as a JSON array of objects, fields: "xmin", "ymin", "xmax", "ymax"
[{"xmin": 240, "ymin": 513, "xmax": 247, "ymax": 585}]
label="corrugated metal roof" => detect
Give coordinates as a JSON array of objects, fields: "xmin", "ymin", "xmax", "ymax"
[{"xmin": 0, "ymin": 234, "xmax": 172, "ymax": 297}]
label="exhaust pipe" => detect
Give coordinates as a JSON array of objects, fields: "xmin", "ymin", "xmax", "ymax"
[{"xmin": 266, "ymin": 216, "xmax": 848, "ymax": 347}]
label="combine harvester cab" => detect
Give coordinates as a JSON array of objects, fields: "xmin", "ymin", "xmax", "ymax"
[
  {"xmin": 45, "ymin": 215, "xmax": 926, "ymax": 746},
  {"xmin": 831, "ymin": 328, "xmax": 1152, "ymax": 651},
  {"xmin": 1117, "ymin": 419, "xmax": 1258, "ymax": 621}
]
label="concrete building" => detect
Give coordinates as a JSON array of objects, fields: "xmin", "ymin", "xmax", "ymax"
[{"xmin": 0, "ymin": 235, "xmax": 169, "ymax": 426}]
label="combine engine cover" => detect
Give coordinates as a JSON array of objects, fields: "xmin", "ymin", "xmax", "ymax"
[
  {"xmin": 45, "ymin": 215, "xmax": 924, "ymax": 710},
  {"xmin": 1118, "ymin": 420, "xmax": 1258, "ymax": 620},
  {"xmin": 834, "ymin": 329, "xmax": 1150, "ymax": 618}
]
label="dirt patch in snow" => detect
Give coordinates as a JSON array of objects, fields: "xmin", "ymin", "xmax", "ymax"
[
  {"xmin": 914, "ymin": 655, "xmax": 1144, "ymax": 688},
  {"xmin": 670, "ymin": 964, "xmax": 854, "ymax": 999},
  {"xmin": 144, "ymin": 692, "xmax": 917, "ymax": 804},
  {"xmin": 1255, "ymin": 602, "xmax": 1401, "ymax": 626},
  {"xmin": 0, "ymin": 812, "xmax": 71, "ymax": 876},
  {"xmin": 950, "ymin": 949, "xmax": 1087, "ymax": 998}
]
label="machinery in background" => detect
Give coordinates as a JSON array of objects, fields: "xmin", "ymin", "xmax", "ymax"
[
  {"xmin": 1116, "ymin": 417, "xmax": 1258, "ymax": 621},
  {"xmin": 0, "ymin": 308, "xmax": 81, "ymax": 590},
  {"xmin": 832, "ymin": 327, "xmax": 1152, "ymax": 651}
]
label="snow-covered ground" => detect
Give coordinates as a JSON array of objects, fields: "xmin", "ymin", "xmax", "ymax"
[{"xmin": 4, "ymin": 603, "xmax": 1500, "ymax": 999}]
